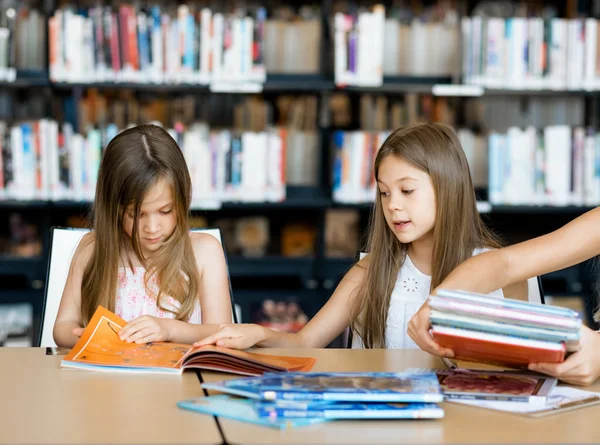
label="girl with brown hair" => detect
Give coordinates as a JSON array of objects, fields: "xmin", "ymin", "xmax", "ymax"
[
  {"xmin": 194, "ymin": 122, "xmax": 524, "ymax": 350},
  {"xmin": 53, "ymin": 124, "xmax": 232, "ymax": 348}
]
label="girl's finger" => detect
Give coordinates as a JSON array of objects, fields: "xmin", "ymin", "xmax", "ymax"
[
  {"xmin": 421, "ymin": 331, "xmax": 452, "ymax": 357},
  {"xmin": 120, "ymin": 319, "xmax": 151, "ymax": 341},
  {"xmin": 135, "ymin": 333, "xmax": 159, "ymax": 344},
  {"xmin": 124, "ymin": 326, "xmax": 153, "ymax": 343}
]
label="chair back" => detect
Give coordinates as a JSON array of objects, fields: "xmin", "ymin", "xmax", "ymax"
[{"xmin": 39, "ymin": 228, "xmax": 89, "ymax": 347}]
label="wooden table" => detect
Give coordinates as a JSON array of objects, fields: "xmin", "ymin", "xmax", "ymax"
[
  {"xmin": 0, "ymin": 348, "xmax": 222, "ymax": 444},
  {"xmin": 202, "ymin": 349, "xmax": 600, "ymax": 445},
  {"xmin": 4, "ymin": 347, "xmax": 600, "ymax": 444}
]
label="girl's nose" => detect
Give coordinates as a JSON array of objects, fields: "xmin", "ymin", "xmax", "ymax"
[
  {"xmin": 144, "ymin": 215, "xmax": 161, "ymax": 233},
  {"xmin": 387, "ymin": 195, "xmax": 403, "ymax": 212}
]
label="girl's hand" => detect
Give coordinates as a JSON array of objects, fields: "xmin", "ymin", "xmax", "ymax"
[
  {"xmin": 529, "ymin": 325, "xmax": 600, "ymax": 386},
  {"xmin": 72, "ymin": 327, "xmax": 84, "ymax": 337},
  {"xmin": 194, "ymin": 323, "xmax": 267, "ymax": 350},
  {"xmin": 407, "ymin": 301, "xmax": 455, "ymax": 357},
  {"xmin": 119, "ymin": 315, "xmax": 171, "ymax": 344}
]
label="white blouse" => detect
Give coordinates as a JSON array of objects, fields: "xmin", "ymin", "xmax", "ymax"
[{"xmin": 352, "ymin": 249, "xmax": 503, "ymax": 349}]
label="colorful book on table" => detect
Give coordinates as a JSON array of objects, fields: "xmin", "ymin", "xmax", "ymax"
[
  {"xmin": 251, "ymin": 371, "xmax": 444, "ymax": 403},
  {"xmin": 435, "ymin": 368, "xmax": 556, "ymax": 404},
  {"xmin": 61, "ymin": 306, "xmax": 316, "ymax": 375},
  {"xmin": 256, "ymin": 401, "xmax": 444, "ymax": 420},
  {"xmin": 202, "ymin": 377, "xmax": 335, "ymax": 410},
  {"xmin": 177, "ymin": 395, "xmax": 328, "ymax": 429}
]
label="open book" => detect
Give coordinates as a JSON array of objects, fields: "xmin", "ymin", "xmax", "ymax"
[{"xmin": 61, "ymin": 306, "xmax": 317, "ymax": 375}]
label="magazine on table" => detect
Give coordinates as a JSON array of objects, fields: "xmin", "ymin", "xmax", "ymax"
[{"xmin": 61, "ymin": 306, "xmax": 316, "ymax": 375}]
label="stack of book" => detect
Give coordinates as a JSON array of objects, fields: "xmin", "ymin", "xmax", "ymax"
[
  {"xmin": 429, "ymin": 289, "xmax": 582, "ymax": 368},
  {"xmin": 178, "ymin": 372, "xmax": 445, "ymax": 428}
]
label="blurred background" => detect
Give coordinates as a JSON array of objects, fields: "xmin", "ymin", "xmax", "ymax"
[{"xmin": 0, "ymin": 0, "xmax": 597, "ymax": 348}]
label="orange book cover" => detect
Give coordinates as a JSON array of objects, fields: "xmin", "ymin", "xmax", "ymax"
[
  {"xmin": 61, "ymin": 306, "xmax": 316, "ymax": 375},
  {"xmin": 432, "ymin": 327, "xmax": 566, "ymax": 369}
]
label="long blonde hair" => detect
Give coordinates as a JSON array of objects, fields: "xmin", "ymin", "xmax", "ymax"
[
  {"xmin": 81, "ymin": 124, "xmax": 199, "ymax": 325},
  {"xmin": 351, "ymin": 122, "xmax": 501, "ymax": 348}
]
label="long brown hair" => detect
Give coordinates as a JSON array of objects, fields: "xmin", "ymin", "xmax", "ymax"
[
  {"xmin": 351, "ymin": 122, "xmax": 501, "ymax": 348},
  {"xmin": 81, "ymin": 124, "xmax": 199, "ymax": 325}
]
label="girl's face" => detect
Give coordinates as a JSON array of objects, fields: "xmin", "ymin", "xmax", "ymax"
[
  {"xmin": 377, "ymin": 155, "xmax": 436, "ymax": 245},
  {"xmin": 122, "ymin": 176, "xmax": 177, "ymax": 258}
]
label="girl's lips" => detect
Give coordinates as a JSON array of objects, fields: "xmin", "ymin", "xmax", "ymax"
[{"xmin": 393, "ymin": 221, "xmax": 411, "ymax": 230}]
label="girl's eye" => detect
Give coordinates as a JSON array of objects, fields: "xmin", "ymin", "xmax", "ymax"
[
  {"xmin": 160, "ymin": 210, "xmax": 172, "ymax": 215},
  {"xmin": 379, "ymin": 191, "xmax": 389, "ymax": 197},
  {"xmin": 402, "ymin": 189, "xmax": 414, "ymax": 195}
]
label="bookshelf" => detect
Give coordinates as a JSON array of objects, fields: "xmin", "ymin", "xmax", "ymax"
[{"xmin": 0, "ymin": 0, "xmax": 598, "ymax": 340}]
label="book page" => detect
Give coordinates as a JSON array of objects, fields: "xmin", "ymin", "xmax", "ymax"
[{"xmin": 63, "ymin": 306, "xmax": 193, "ymax": 369}]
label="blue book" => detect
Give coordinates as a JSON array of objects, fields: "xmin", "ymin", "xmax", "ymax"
[
  {"xmin": 177, "ymin": 395, "xmax": 327, "ymax": 429},
  {"xmin": 203, "ymin": 378, "xmax": 334, "ymax": 409},
  {"xmin": 257, "ymin": 402, "xmax": 444, "ymax": 420},
  {"xmin": 202, "ymin": 377, "xmax": 262, "ymax": 399},
  {"xmin": 257, "ymin": 372, "xmax": 444, "ymax": 403}
]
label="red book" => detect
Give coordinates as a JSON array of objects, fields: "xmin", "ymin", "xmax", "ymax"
[{"xmin": 432, "ymin": 325, "xmax": 566, "ymax": 369}]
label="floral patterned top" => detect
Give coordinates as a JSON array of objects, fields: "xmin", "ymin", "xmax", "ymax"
[
  {"xmin": 351, "ymin": 248, "xmax": 504, "ymax": 349},
  {"xmin": 114, "ymin": 266, "xmax": 202, "ymax": 323}
]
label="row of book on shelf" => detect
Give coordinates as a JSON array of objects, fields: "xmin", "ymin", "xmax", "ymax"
[
  {"xmin": 332, "ymin": 125, "xmax": 600, "ymax": 206},
  {"xmin": 13, "ymin": 2, "xmax": 600, "ymax": 93},
  {"xmin": 1, "ymin": 121, "xmax": 598, "ymax": 207},
  {"xmin": 0, "ymin": 5, "xmax": 45, "ymax": 81},
  {"xmin": 47, "ymin": 2, "xmax": 461, "ymax": 88},
  {"xmin": 2, "ymin": 119, "xmax": 599, "ymax": 207},
  {"xmin": 56, "ymin": 300, "xmax": 600, "ymax": 427},
  {"xmin": 49, "ymin": 5, "xmax": 267, "ymax": 87},
  {"xmin": 334, "ymin": 4, "xmax": 459, "ymax": 86},
  {"xmin": 462, "ymin": 17, "xmax": 600, "ymax": 91},
  {"xmin": 0, "ymin": 120, "xmax": 324, "ymax": 205}
]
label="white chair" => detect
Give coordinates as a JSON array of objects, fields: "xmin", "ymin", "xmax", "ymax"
[
  {"xmin": 343, "ymin": 253, "xmax": 546, "ymax": 348},
  {"xmin": 38, "ymin": 227, "xmax": 240, "ymax": 347},
  {"xmin": 527, "ymin": 275, "xmax": 545, "ymax": 304}
]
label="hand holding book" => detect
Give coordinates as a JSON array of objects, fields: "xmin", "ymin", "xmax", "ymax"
[
  {"xmin": 407, "ymin": 300, "xmax": 455, "ymax": 358},
  {"xmin": 528, "ymin": 325, "xmax": 600, "ymax": 387}
]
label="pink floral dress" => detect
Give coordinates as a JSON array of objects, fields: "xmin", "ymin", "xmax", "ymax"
[{"xmin": 114, "ymin": 267, "xmax": 202, "ymax": 323}]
